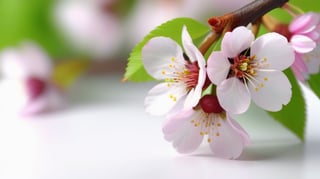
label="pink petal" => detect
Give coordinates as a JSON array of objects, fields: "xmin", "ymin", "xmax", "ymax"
[
  {"xmin": 144, "ymin": 83, "xmax": 187, "ymax": 116},
  {"xmin": 207, "ymin": 51, "xmax": 231, "ymax": 85},
  {"xmin": 0, "ymin": 43, "xmax": 52, "ymax": 79},
  {"xmin": 289, "ymin": 12, "xmax": 320, "ymax": 34},
  {"xmin": 221, "ymin": 26, "xmax": 254, "ymax": 57},
  {"xmin": 291, "ymin": 53, "xmax": 309, "ymax": 82},
  {"xmin": 163, "ymin": 109, "xmax": 203, "ymax": 153},
  {"xmin": 251, "ymin": 32, "xmax": 294, "ymax": 71},
  {"xmin": 217, "ymin": 77, "xmax": 251, "ymax": 114},
  {"xmin": 142, "ymin": 37, "xmax": 184, "ymax": 80},
  {"xmin": 291, "ymin": 35, "xmax": 316, "ymax": 53},
  {"xmin": 249, "ymin": 71, "xmax": 292, "ymax": 112},
  {"xmin": 209, "ymin": 115, "xmax": 249, "ymax": 159},
  {"xmin": 20, "ymin": 43, "xmax": 53, "ymax": 78},
  {"xmin": 22, "ymin": 86, "xmax": 65, "ymax": 116},
  {"xmin": 304, "ymin": 45, "xmax": 320, "ymax": 74}
]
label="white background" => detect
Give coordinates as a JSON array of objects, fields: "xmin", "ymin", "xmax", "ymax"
[{"xmin": 0, "ymin": 74, "xmax": 319, "ymax": 179}]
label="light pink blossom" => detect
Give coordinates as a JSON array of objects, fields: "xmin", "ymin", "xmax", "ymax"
[
  {"xmin": 207, "ymin": 26, "xmax": 294, "ymax": 114},
  {"xmin": 0, "ymin": 43, "xmax": 64, "ymax": 116},
  {"xmin": 163, "ymin": 95, "xmax": 249, "ymax": 159},
  {"xmin": 288, "ymin": 12, "xmax": 320, "ymax": 81},
  {"xmin": 142, "ymin": 26, "xmax": 206, "ymax": 116}
]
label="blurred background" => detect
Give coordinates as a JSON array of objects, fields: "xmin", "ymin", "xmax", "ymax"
[{"xmin": 0, "ymin": 0, "xmax": 317, "ymax": 69}]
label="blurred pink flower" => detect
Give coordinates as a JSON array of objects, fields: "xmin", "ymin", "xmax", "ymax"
[
  {"xmin": 288, "ymin": 12, "xmax": 320, "ymax": 81},
  {"xmin": 163, "ymin": 95, "xmax": 249, "ymax": 159},
  {"xmin": 0, "ymin": 43, "xmax": 64, "ymax": 116},
  {"xmin": 142, "ymin": 26, "xmax": 206, "ymax": 116},
  {"xmin": 207, "ymin": 26, "xmax": 294, "ymax": 114},
  {"xmin": 54, "ymin": 0, "xmax": 123, "ymax": 59}
]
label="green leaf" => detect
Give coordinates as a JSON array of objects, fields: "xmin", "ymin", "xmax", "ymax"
[
  {"xmin": 123, "ymin": 17, "xmax": 210, "ymax": 82},
  {"xmin": 268, "ymin": 69, "xmax": 306, "ymax": 141},
  {"xmin": 308, "ymin": 73, "xmax": 320, "ymax": 99}
]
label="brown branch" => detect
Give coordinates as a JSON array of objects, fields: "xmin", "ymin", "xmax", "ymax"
[
  {"xmin": 199, "ymin": 31, "xmax": 220, "ymax": 55},
  {"xmin": 209, "ymin": 0, "xmax": 289, "ymax": 33}
]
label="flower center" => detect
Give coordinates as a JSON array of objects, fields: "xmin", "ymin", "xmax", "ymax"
[
  {"xmin": 228, "ymin": 50, "xmax": 270, "ymax": 92},
  {"xmin": 164, "ymin": 59, "xmax": 200, "ymax": 90},
  {"xmin": 26, "ymin": 77, "xmax": 46, "ymax": 100},
  {"xmin": 180, "ymin": 61, "xmax": 200, "ymax": 90},
  {"xmin": 191, "ymin": 110, "xmax": 226, "ymax": 143},
  {"xmin": 188, "ymin": 95, "xmax": 226, "ymax": 143},
  {"xmin": 229, "ymin": 54, "xmax": 257, "ymax": 79}
]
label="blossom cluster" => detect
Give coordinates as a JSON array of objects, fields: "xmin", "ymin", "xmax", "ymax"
[{"xmin": 138, "ymin": 3, "xmax": 320, "ymax": 159}]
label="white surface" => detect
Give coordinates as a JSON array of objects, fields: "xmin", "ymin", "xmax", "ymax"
[{"xmin": 0, "ymin": 74, "xmax": 319, "ymax": 179}]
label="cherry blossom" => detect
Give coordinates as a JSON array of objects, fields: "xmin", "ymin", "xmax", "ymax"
[
  {"xmin": 288, "ymin": 12, "xmax": 320, "ymax": 81},
  {"xmin": 142, "ymin": 26, "xmax": 207, "ymax": 116},
  {"xmin": 0, "ymin": 43, "xmax": 64, "ymax": 116},
  {"xmin": 163, "ymin": 95, "xmax": 249, "ymax": 159},
  {"xmin": 207, "ymin": 26, "xmax": 294, "ymax": 114}
]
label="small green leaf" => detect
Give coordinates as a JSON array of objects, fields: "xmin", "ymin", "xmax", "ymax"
[
  {"xmin": 268, "ymin": 69, "xmax": 306, "ymax": 141},
  {"xmin": 308, "ymin": 73, "xmax": 320, "ymax": 99},
  {"xmin": 123, "ymin": 17, "xmax": 210, "ymax": 82}
]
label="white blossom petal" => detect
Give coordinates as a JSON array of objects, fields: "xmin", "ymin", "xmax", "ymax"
[
  {"xmin": 145, "ymin": 83, "xmax": 187, "ymax": 116},
  {"xmin": 221, "ymin": 26, "xmax": 254, "ymax": 57},
  {"xmin": 182, "ymin": 26, "xmax": 205, "ymax": 64},
  {"xmin": 207, "ymin": 52, "xmax": 231, "ymax": 85},
  {"xmin": 251, "ymin": 32, "xmax": 294, "ymax": 71},
  {"xmin": 217, "ymin": 77, "xmax": 251, "ymax": 114},
  {"xmin": 249, "ymin": 71, "xmax": 292, "ymax": 112},
  {"xmin": 184, "ymin": 87, "xmax": 201, "ymax": 109},
  {"xmin": 163, "ymin": 109, "xmax": 203, "ymax": 153},
  {"xmin": 142, "ymin": 37, "xmax": 185, "ymax": 79},
  {"xmin": 209, "ymin": 115, "xmax": 249, "ymax": 159}
]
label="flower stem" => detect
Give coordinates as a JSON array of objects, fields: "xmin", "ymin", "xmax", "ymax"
[
  {"xmin": 200, "ymin": 0, "xmax": 289, "ymax": 55},
  {"xmin": 199, "ymin": 31, "xmax": 220, "ymax": 55}
]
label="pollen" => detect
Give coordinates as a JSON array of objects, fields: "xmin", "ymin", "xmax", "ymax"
[
  {"xmin": 239, "ymin": 62, "xmax": 248, "ymax": 71},
  {"xmin": 216, "ymin": 132, "xmax": 220, "ymax": 137},
  {"xmin": 162, "ymin": 70, "xmax": 166, "ymax": 75},
  {"xmin": 255, "ymin": 87, "xmax": 259, "ymax": 92},
  {"xmin": 260, "ymin": 83, "xmax": 264, "ymax": 88},
  {"xmin": 169, "ymin": 64, "xmax": 173, "ymax": 68},
  {"xmin": 217, "ymin": 123, "xmax": 221, "ymax": 127},
  {"xmin": 264, "ymin": 77, "xmax": 268, "ymax": 81},
  {"xmin": 171, "ymin": 57, "xmax": 176, "ymax": 62},
  {"xmin": 208, "ymin": 138, "xmax": 211, "ymax": 143}
]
